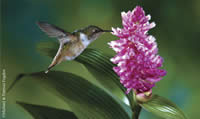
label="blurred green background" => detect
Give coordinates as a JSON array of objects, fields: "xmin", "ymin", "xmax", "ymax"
[{"xmin": 1, "ymin": 0, "xmax": 200, "ymax": 119}]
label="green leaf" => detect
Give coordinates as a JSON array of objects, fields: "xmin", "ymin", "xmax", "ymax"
[
  {"xmin": 17, "ymin": 102, "xmax": 78, "ymax": 119},
  {"xmin": 140, "ymin": 95, "xmax": 187, "ymax": 119},
  {"xmin": 11, "ymin": 71, "xmax": 132, "ymax": 119},
  {"xmin": 36, "ymin": 40, "xmax": 134, "ymax": 107}
]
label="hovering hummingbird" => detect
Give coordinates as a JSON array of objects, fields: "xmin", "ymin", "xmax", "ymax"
[{"xmin": 37, "ymin": 21, "xmax": 112, "ymax": 73}]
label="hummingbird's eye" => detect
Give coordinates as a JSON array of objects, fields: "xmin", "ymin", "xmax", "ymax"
[{"xmin": 92, "ymin": 29, "xmax": 97, "ymax": 33}]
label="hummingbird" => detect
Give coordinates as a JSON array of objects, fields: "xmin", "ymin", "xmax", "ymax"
[{"xmin": 37, "ymin": 21, "xmax": 112, "ymax": 73}]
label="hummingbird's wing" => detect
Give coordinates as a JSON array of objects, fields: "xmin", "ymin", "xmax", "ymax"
[{"xmin": 37, "ymin": 21, "xmax": 73, "ymax": 43}]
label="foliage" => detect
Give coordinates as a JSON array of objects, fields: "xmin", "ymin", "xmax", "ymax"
[{"xmin": 8, "ymin": 41, "xmax": 187, "ymax": 119}]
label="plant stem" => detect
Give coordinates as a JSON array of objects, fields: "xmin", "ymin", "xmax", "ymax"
[
  {"xmin": 132, "ymin": 105, "xmax": 141, "ymax": 119},
  {"xmin": 131, "ymin": 92, "xmax": 142, "ymax": 119}
]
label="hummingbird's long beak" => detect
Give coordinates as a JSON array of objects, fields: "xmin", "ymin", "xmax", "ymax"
[{"xmin": 102, "ymin": 30, "xmax": 113, "ymax": 32}]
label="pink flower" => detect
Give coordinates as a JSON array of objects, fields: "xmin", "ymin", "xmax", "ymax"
[{"xmin": 108, "ymin": 6, "xmax": 166, "ymax": 94}]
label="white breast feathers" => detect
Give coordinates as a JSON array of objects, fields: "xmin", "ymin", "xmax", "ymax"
[{"xmin": 80, "ymin": 33, "xmax": 91, "ymax": 48}]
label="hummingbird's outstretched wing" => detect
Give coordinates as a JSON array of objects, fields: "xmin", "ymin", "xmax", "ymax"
[
  {"xmin": 37, "ymin": 21, "xmax": 72, "ymax": 43},
  {"xmin": 37, "ymin": 21, "xmax": 79, "ymax": 73}
]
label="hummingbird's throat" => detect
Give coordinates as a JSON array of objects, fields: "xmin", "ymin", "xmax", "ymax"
[{"xmin": 80, "ymin": 33, "xmax": 91, "ymax": 48}]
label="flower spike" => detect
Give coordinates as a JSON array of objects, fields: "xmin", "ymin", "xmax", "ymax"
[{"xmin": 109, "ymin": 6, "xmax": 167, "ymax": 95}]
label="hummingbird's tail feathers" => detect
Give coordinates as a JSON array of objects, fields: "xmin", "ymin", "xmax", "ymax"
[
  {"xmin": 36, "ymin": 21, "xmax": 72, "ymax": 40},
  {"xmin": 45, "ymin": 63, "xmax": 57, "ymax": 74},
  {"xmin": 45, "ymin": 42, "xmax": 65, "ymax": 74},
  {"xmin": 45, "ymin": 70, "xmax": 49, "ymax": 74}
]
